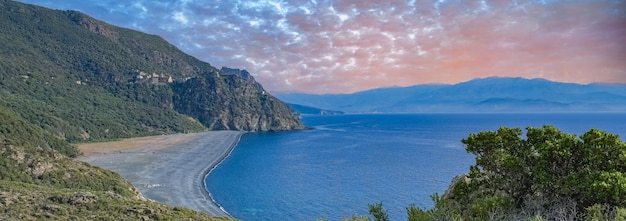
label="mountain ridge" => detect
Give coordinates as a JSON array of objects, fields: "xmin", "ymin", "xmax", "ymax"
[
  {"xmin": 276, "ymin": 77, "xmax": 626, "ymax": 113},
  {"xmin": 1, "ymin": 0, "xmax": 304, "ymax": 142},
  {"xmin": 287, "ymin": 103, "xmax": 345, "ymax": 115}
]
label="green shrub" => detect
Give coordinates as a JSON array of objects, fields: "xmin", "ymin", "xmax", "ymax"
[
  {"xmin": 368, "ymin": 202, "xmax": 389, "ymax": 221},
  {"xmin": 343, "ymin": 126, "xmax": 626, "ymax": 221}
]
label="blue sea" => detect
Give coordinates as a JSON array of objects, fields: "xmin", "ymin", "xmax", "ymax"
[{"xmin": 206, "ymin": 113, "xmax": 626, "ymax": 221}]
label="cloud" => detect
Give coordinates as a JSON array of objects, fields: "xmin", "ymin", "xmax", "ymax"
[{"xmin": 17, "ymin": 0, "xmax": 626, "ymax": 94}]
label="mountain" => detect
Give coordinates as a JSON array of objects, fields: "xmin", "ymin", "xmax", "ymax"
[
  {"xmin": 287, "ymin": 103, "xmax": 344, "ymax": 115},
  {"xmin": 276, "ymin": 77, "xmax": 626, "ymax": 113},
  {"xmin": 277, "ymin": 84, "xmax": 447, "ymax": 113},
  {"xmin": 0, "ymin": 0, "xmax": 304, "ymax": 143},
  {"xmin": 172, "ymin": 67, "xmax": 303, "ymax": 131},
  {"xmin": 0, "ymin": 0, "xmax": 300, "ymax": 219}
]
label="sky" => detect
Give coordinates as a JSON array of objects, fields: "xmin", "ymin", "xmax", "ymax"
[{"xmin": 17, "ymin": 0, "xmax": 626, "ymax": 94}]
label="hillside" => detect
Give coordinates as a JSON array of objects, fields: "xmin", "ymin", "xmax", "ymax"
[
  {"xmin": 276, "ymin": 77, "xmax": 626, "ymax": 113},
  {"xmin": 0, "ymin": 0, "xmax": 304, "ymax": 143},
  {"xmin": 0, "ymin": 0, "xmax": 302, "ymax": 219},
  {"xmin": 0, "ymin": 106, "xmax": 229, "ymax": 220}
]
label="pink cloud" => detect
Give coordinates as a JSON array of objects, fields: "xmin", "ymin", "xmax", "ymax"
[{"xmin": 18, "ymin": 0, "xmax": 626, "ymax": 94}]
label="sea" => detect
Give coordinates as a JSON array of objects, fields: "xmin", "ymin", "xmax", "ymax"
[{"xmin": 206, "ymin": 113, "xmax": 626, "ymax": 221}]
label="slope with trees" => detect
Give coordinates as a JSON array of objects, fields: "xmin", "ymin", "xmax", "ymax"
[{"xmin": 0, "ymin": 0, "xmax": 304, "ymax": 143}]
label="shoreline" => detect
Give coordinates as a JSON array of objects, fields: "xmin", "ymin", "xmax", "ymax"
[
  {"xmin": 201, "ymin": 132, "xmax": 242, "ymax": 217},
  {"xmin": 77, "ymin": 131, "xmax": 243, "ymax": 218}
]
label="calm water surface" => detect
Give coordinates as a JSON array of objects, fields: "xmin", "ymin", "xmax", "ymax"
[{"xmin": 206, "ymin": 113, "xmax": 626, "ymax": 221}]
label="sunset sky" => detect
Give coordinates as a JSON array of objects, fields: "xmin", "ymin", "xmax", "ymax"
[{"xmin": 18, "ymin": 0, "xmax": 626, "ymax": 94}]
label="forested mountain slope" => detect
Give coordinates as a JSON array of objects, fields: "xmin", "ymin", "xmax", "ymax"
[{"xmin": 0, "ymin": 0, "xmax": 303, "ymax": 143}]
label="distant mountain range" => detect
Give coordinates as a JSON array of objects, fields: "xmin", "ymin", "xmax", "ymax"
[
  {"xmin": 276, "ymin": 77, "xmax": 626, "ymax": 113},
  {"xmin": 287, "ymin": 103, "xmax": 344, "ymax": 115}
]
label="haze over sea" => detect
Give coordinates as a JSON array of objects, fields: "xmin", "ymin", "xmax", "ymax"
[{"xmin": 207, "ymin": 113, "xmax": 626, "ymax": 221}]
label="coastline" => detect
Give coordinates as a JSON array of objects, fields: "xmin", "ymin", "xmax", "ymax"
[
  {"xmin": 201, "ymin": 132, "xmax": 242, "ymax": 217},
  {"xmin": 77, "ymin": 131, "xmax": 243, "ymax": 218}
]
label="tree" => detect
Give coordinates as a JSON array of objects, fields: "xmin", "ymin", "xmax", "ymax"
[
  {"xmin": 368, "ymin": 202, "xmax": 389, "ymax": 221},
  {"xmin": 464, "ymin": 127, "xmax": 532, "ymax": 206},
  {"xmin": 406, "ymin": 203, "xmax": 428, "ymax": 221},
  {"xmin": 406, "ymin": 194, "xmax": 463, "ymax": 221},
  {"xmin": 461, "ymin": 125, "xmax": 626, "ymax": 212},
  {"xmin": 349, "ymin": 126, "xmax": 625, "ymax": 221}
]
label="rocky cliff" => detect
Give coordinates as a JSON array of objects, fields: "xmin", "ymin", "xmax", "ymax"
[{"xmin": 173, "ymin": 67, "xmax": 304, "ymax": 131}]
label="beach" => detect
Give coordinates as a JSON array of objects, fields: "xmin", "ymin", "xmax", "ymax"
[{"xmin": 77, "ymin": 131, "xmax": 243, "ymax": 217}]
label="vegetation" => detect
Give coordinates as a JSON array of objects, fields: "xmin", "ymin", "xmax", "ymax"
[
  {"xmin": 0, "ymin": 180, "xmax": 231, "ymax": 221},
  {"xmin": 336, "ymin": 126, "xmax": 626, "ymax": 221},
  {"xmin": 0, "ymin": 105, "xmax": 77, "ymax": 157},
  {"xmin": 1, "ymin": 0, "xmax": 302, "ymax": 143},
  {"xmin": 0, "ymin": 0, "xmax": 301, "ymax": 219},
  {"xmin": 0, "ymin": 109, "xmax": 133, "ymax": 196},
  {"xmin": 0, "ymin": 105, "xmax": 229, "ymax": 220},
  {"xmin": 368, "ymin": 202, "xmax": 389, "ymax": 221},
  {"xmin": 444, "ymin": 125, "xmax": 626, "ymax": 220},
  {"xmin": 0, "ymin": 0, "xmax": 211, "ymax": 142}
]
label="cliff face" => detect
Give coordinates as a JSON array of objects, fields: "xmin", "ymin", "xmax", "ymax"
[
  {"xmin": 0, "ymin": 0, "xmax": 304, "ymax": 140},
  {"xmin": 173, "ymin": 68, "xmax": 305, "ymax": 131}
]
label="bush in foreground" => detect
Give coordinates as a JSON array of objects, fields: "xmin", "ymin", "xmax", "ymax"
[{"xmin": 332, "ymin": 126, "xmax": 626, "ymax": 221}]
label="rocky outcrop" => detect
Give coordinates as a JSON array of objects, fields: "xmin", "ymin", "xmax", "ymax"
[
  {"xmin": 69, "ymin": 192, "xmax": 99, "ymax": 205},
  {"xmin": 172, "ymin": 67, "xmax": 305, "ymax": 131},
  {"xmin": 442, "ymin": 173, "xmax": 469, "ymax": 200}
]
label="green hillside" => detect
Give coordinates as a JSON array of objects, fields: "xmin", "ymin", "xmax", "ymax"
[
  {"xmin": 0, "ymin": 0, "xmax": 303, "ymax": 143},
  {"xmin": 0, "ymin": 105, "xmax": 229, "ymax": 220},
  {"xmin": 1, "ymin": 1, "xmax": 201, "ymax": 141},
  {"xmin": 0, "ymin": 0, "xmax": 303, "ymax": 219}
]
